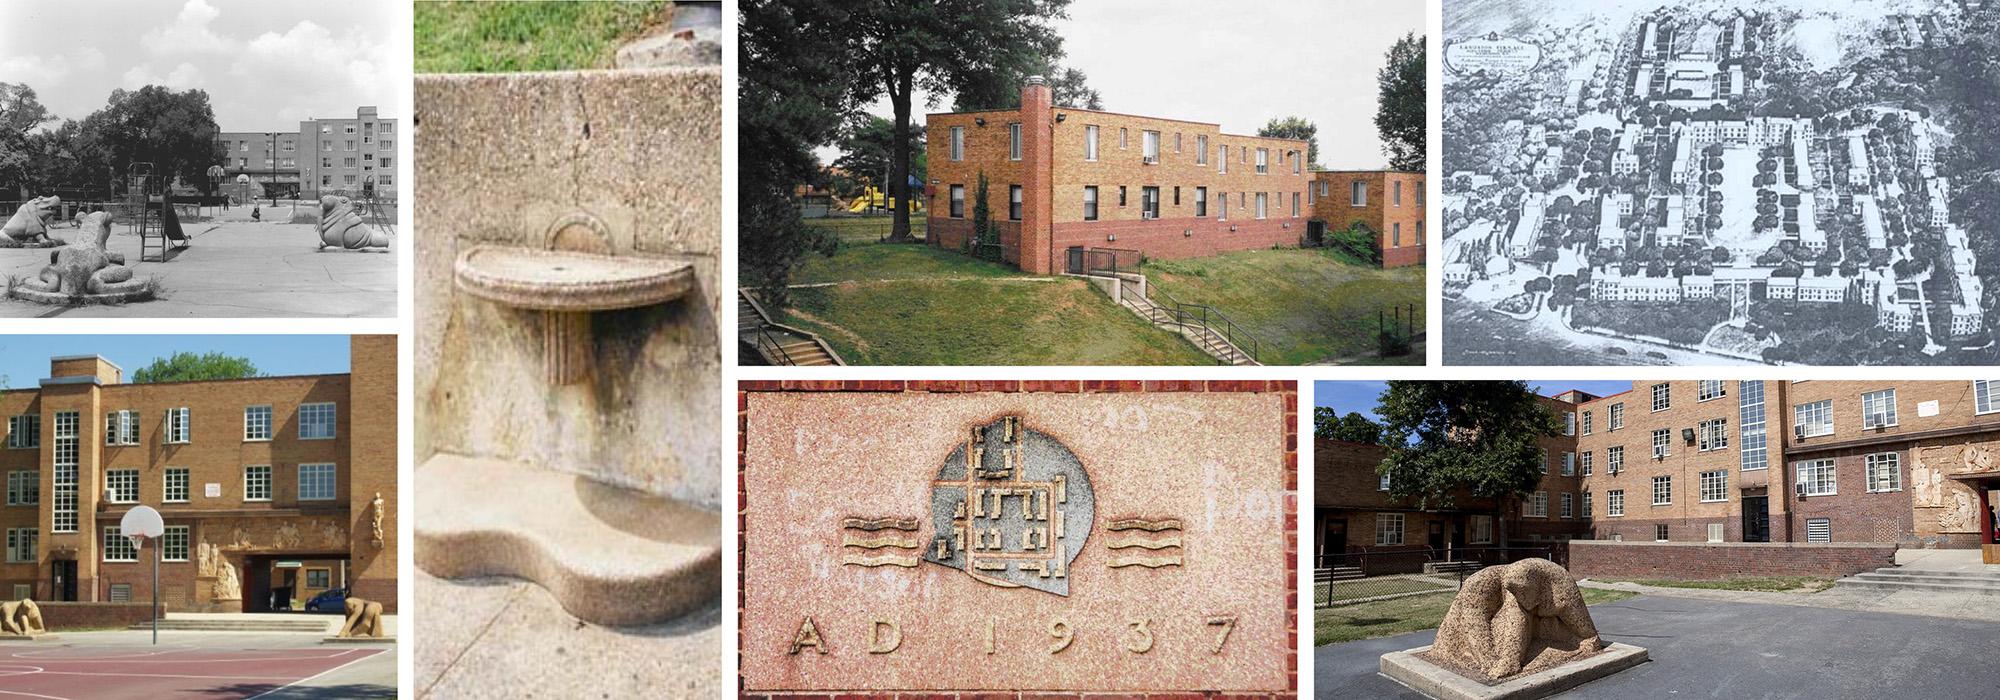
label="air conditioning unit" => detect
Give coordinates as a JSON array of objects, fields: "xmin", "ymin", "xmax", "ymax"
[
  {"xmin": 1142, "ymin": 155, "xmax": 1158, "ymax": 165},
  {"xmin": 1794, "ymin": 424, "xmax": 1807, "ymax": 441},
  {"xmin": 1866, "ymin": 413, "xmax": 1887, "ymax": 428},
  {"xmin": 1653, "ymin": 446, "xmax": 1667, "ymax": 459}
]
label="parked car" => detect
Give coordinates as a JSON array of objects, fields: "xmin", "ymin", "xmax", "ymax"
[{"xmin": 303, "ymin": 588, "xmax": 349, "ymax": 613}]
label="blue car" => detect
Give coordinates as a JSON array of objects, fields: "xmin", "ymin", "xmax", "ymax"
[{"xmin": 303, "ymin": 588, "xmax": 348, "ymax": 613}]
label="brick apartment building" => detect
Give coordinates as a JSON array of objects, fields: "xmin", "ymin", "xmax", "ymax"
[
  {"xmin": 1310, "ymin": 170, "xmax": 1426, "ymax": 268},
  {"xmin": 1317, "ymin": 381, "xmax": 2000, "ymax": 562},
  {"xmin": 217, "ymin": 106, "xmax": 399, "ymax": 202},
  {"xmin": 0, "ymin": 337, "xmax": 398, "ymax": 612},
  {"xmin": 925, "ymin": 77, "xmax": 1312, "ymax": 274}
]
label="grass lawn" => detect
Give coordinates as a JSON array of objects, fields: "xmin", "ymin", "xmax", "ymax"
[
  {"xmin": 790, "ymin": 242, "xmax": 1013, "ymax": 285},
  {"xmin": 1312, "ymin": 577, "xmax": 1454, "ymax": 606},
  {"xmin": 805, "ymin": 216, "xmax": 927, "ymax": 244},
  {"xmin": 1140, "ymin": 249, "xmax": 1424, "ymax": 365},
  {"xmin": 1314, "ymin": 588, "xmax": 1637, "ymax": 646},
  {"xmin": 1597, "ymin": 576, "xmax": 1834, "ymax": 593},
  {"xmin": 415, "ymin": 1, "xmax": 669, "ymax": 73}
]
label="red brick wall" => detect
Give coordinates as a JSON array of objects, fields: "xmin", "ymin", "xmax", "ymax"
[
  {"xmin": 738, "ymin": 380, "xmax": 1299, "ymax": 698},
  {"xmin": 1052, "ymin": 215, "xmax": 1303, "ymax": 262},
  {"xmin": 1785, "ymin": 446, "xmax": 1917, "ymax": 545},
  {"xmin": 1569, "ymin": 540, "xmax": 1894, "ymax": 580},
  {"xmin": 35, "ymin": 601, "xmax": 164, "ymax": 631},
  {"xmin": 928, "ymin": 218, "xmax": 1023, "ymax": 267}
]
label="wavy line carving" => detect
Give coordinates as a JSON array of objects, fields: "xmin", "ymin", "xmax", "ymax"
[
  {"xmin": 1105, "ymin": 536, "xmax": 1183, "ymax": 550},
  {"xmin": 1106, "ymin": 518, "xmax": 1183, "ymax": 532},
  {"xmin": 1107, "ymin": 555, "xmax": 1183, "ymax": 569},
  {"xmin": 841, "ymin": 517, "xmax": 919, "ymax": 532},
  {"xmin": 841, "ymin": 534, "xmax": 920, "ymax": 550},
  {"xmin": 841, "ymin": 553, "xmax": 919, "ymax": 568}
]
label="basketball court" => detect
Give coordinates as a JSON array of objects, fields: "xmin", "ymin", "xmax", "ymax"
[{"xmin": 0, "ymin": 641, "xmax": 391, "ymax": 700}]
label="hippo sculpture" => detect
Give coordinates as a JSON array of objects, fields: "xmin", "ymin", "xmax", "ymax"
[
  {"xmin": 1, "ymin": 196, "xmax": 64, "ymax": 248},
  {"xmin": 14, "ymin": 211, "xmax": 153, "ymax": 302},
  {"xmin": 318, "ymin": 195, "xmax": 392, "ymax": 250}
]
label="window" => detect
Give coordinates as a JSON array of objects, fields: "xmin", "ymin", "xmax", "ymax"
[
  {"xmin": 1255, "ymin": 192, "xmax": 1268, "ymax": 219},
  {"xmin": 344, "ymin": 125, "xmax": 356, "ymax": 134},
  {"xmin": 949, "ymin": 185, "xmax": 965, "ymax": 218},
  {"xmin": 1008, "ymin": 123, "xmax": 1022, "ymax": 160},
  {"xmin": 1141, "ymin": 186, "xmax": 1160, "ymax": 220},
  {"xmin": 1651, "ymin": 475, "xmax": 1672, "ymax": 505},
  {"xmin": 1708, "ymin": 523, "xmax": 1725, "ymax": 542},
  {"xmin": 1795, "ymin": 399, "xmax": 1833, "ymax": 437},
  {"xmin": 1797, "ymin": 458, "xmax": 1836, "ymax": 496},
  {"xmin": 1651, "ymin": 383, "xmax": 1671, "ymax": 411},
  {"xmin": 1119, "ymin": 127, "xmax": 1128, "ymax": 149},
  {"xmin": 1540, "ymin": 450, "xmax": 1549, "ymax": 474},
  {"xmin": 1009, "ymin": 185, "xmax": 1022, "ymax": 221},
  {"xmin": 1655, "ymin": 524, "xmax": 1670, "ymax": 542},
  {"xmin": 1195, "ymin": 187, "xmax": 1207, "ymax": 217},
  {"xmin": 1196, "ymin": 135, "xmax": 1207, "ymax": 164},
  {"xmin": 5, "ymin": 471, "xmax": 36, "ymax": 506},
  {"xmin": 244, "ymin": 405, "xmax": 272, "ymax": 441},
  {"xmin": 1350, "ymin": 181, "xmax": 1366, "ymax": 206},
  {"xmin": 1527, "ymin": 491, "xmax": 1548, "ymax": 518},
  {"xmin": 1142, "ymin": 130, "xmax": 1160, "ymax": 163},
  {"xmin": 345, "ymin": 140, "xmax": 355, "ymax": 151},
  {"xmin": 1293, "ymin": 152, "xmax": 1302, "ymax": 174},
  {"xmin": 1698, "ymin": 418, "xmax": 1729, "ymax": 451},
  {"xmin": 1861, "ymin": 389, "xmax": 1897, "ymax": 428},
  {"xmin": 1254, "ymin": 148, "xmax": 1268, "ymax": 173},
  {"xmin": 1700, "ymin": 470, "xmax": 1728, "ymax": 502},
  {"xmin": 1378, "ymin": 472, "xmax": 1391, "ymax": 491},
  {"xmin": 1607, "ymin": 446, "xmax": 1625, "ymax": 474},
  {"xmin": 1469, "ymin": 515, "xmax": 1492, "ymax": 544},
  {"xmin": 52, "ymin": 412, "xmax": 76, "ymax": 533},
  {"xmin": 949, "ymin": 126, "xmax": 964, "ymax": 161},
  {"xmin": 245, "ymin": 465, "xmax": 272, "ymax": 502},
  {"xmin": 1581, "ymin": 451, "xmax": 1594, "ymax": 476},
  {"xmin": 299, "ymin": 464, "xmax": 337, "ymax": 501},
  {"xmin": 1218, "ymin": 144, "xmax": 1227, "ymax": 173},
  {"xmin": 1118, "ymin": 186, "xmax": 1127, "ymax": 207},
  {"xmin": 1806, "ymin": 518, "xmax": 1831, "ymax": 543},
  {"xmin": 1740, "ymin": 380, "xmax": 1768, "ymax": 471},
  {"xmin": 342, "ymin": 157, "xmax": 358, "ymax": 168},
  {"xmin": 1652, "ymin": 428, "xmax": 1671, "ymax": 458},
  {"xmin": 1374, "ymin": 513, "xmax": 1404, "ymax": 546},
  {"xmin": 165, "ymin": 407, "xmax": 190, "ymax": 444},
  {"xmin": 1084, "ymin": 125, "xmax": 1099, "ymax": 160},
  {"xmin": 1562, "ymin": 452, "xmax": 1575, "ymax": 476},
  {"xmin": 1609, "ymin": 403, "xmax": 1625, "ymax": 430},
  {"xmin": 306, "ymin": 568, "xmax": 331, "ymax": 588},
  {"xmin": 1564, "ymin": 412, "xmax": 1577, "ymax": 436},
  {"xmin": 1174, "ymin": 132, "xmax": 1181, "ymax": 153},
  {"xmin": 4, "ymin": 528, "xmax": 35, "ymax": 563},
  {"xmin": 1976, "ymin": 381, "xmax": 2000, "ymax": 414},
  {"xmin": 1219, "ymin": 192, "xmax": 1228, "ymax": 220},
  {"xmin": 105, "ymin": 410, "xmax": 139, "ymax": 446},
  {"xmin": 163, "ymin": 525, "xmax": 189, "ymax": 562},
  {"xmin": 102, "ymin": 526, "xmax": 137, "ymax": 562},
  {"xmin": 1393, "ymin": 180, "xmax": 1403, "ymax": 206},
  {"xmin": 7, "ymin": 415, "xmax": 39, "ymax": 449},
  {"xmin": 1560, "ymin": 492, "xmax": 1574, "ymax": 518},
  {"xmin": 1865, "ymin": 452, "xmax": 1902, "ymax": 492},
  {"xmin": 1581, "ymin": 492, "xmax": 1592, "ymax": 517},
  {"xmin": 1083, "ymin": 186, "xmax": 1099, "ymax": 221},
  {"xmin": 164, "ymin": 468, "xmax": 189, "ymax": 503},
  {"xmin": 1607, "ymin": 489, "xmax": 1625, "ymax": 516},
  {"xmin": 1698, "ymin": 380, "xmax": 1727, "ymax": 401},
  {"xmin": 1291, "ymin": 192, "xmax": 1300, "ymax": 218},
  {"xmin": 106, "ymin": 469, "xmax": 138, "ymax": 503}
]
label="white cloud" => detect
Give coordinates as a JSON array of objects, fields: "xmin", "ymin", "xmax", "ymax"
[
  {"xmin": 0, "ymin": 54, "xmax": 74, "ymax": 84},
  {"xmin": 231, "ymin": 20, "xmax": 392, "ymax": 123},
  {"xmin": 121, "ymin": 62, "xmax": 202, "ymax": 89},
  {"xmin": 140, "ymin": 0, "xmax": 238, "ymax": 55}
]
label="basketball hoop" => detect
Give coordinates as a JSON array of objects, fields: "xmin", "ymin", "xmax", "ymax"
[{"xmin": 120, "ymin": 505, "xmax": 165, "ymax": 645}]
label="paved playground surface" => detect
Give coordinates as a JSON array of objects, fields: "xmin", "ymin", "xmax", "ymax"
[
  {"xmin": 1316, "ymin": 593, "xmax": 2000, "ymax": 699},
  {"xmin": 0, "ymin": 203, "xmax": 396, "ymax": 318},
  {"xmin": 0, "ymin": 630, "xmax": 395, "ymax": 699}
]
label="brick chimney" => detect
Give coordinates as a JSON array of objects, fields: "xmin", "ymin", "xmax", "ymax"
[{"xmin": 1019, "ymin": 75, "xmax": 1055, "ymax": 274}]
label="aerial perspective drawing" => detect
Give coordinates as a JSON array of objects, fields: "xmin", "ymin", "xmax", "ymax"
[{"xmin": 1441, "ymin": 0, "xmax": 2000, "ymax": 365}]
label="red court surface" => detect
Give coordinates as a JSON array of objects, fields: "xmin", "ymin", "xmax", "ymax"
[{"xmin": 0, "ymin": 645, "xmax": 384, "ymax": 700}]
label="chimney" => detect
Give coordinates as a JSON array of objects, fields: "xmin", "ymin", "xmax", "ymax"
[{"xmin": 1019, "ymin": 76, "xmax": 1055, "ymax": 274}]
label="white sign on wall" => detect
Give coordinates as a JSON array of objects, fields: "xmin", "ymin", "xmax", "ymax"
[
  {"xmin": 205, "ymin": 483, "xmax": 222, "ymax": 498},
  {"xmin": 1918, "ymin": 401, "xmax": 1940, "ymax": 418}
]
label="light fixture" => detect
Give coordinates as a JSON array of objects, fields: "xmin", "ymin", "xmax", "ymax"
[
  {"xmin": 975, "ymin": 117, "xmax": 986, "ymax": 127},
  {"xmin": 1056, "ymin": 113, "xmax": 1067, "ymax": 123}
]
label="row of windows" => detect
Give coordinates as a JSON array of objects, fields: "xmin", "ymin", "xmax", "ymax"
[
  {"xmin": 4, "ymin": 404, "xmax": 337, "ymax": 449},
  {"xmin": 5, "ymin": 463, "xmax": 337, "ymax": 508},
  {"xmin": 948, "ymin": 123, "xmax": 1305, "ymax": 175},
  {"xmin": 101, "ymin": 525, "xmax": 191, "ymax": 562},
  {"xmin": 942, "ymin": 185, "xmax": 1306, "ymax": 222},
  {"xmin": 1580, "ymin": 382, "xmax": 2000, "ymax": 441},
  {"xmin": 1369, "ymin": 513, "xmax": 1495, "ymax": 546},
  {"xmin": 1550, "ymin": 453, "xmax": 1900, "ymax": 522},
  {"xmin": 1328, "ymin": 179, "xmax": 1424, "ymax": 207}
]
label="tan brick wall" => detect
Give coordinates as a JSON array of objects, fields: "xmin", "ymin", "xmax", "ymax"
[
  {"xmin": 1049, "ymin": 112, "xmax": 1308, "ymax": 226},
  {"xmin": 924, "ymin": 110, "xmax": 1026, "ymax": 224},
  {"xmin": 347, "ymin": 335, "xmax": 398, "ymax": 610},
  {"xmin": 1575, "ymin": 381, "xmax": 1754, "ymax": 538},
  {"xmin": 1311, "ymin": 170, "xmax": 1427, "ymax": 267}
]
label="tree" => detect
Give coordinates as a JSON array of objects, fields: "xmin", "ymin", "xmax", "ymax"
[
  {"xmin": 0, "ymin": 83, "xmax": 54, "ymax": 197},
  {"xmin": 1375, "ymin": 32, "xmax": 1425, "ymax": 171},
  {"xmin": 132, "ymin": 352, "xmax": 261, "ymax": 384},
  {"xmin": 843, "ymin": 0, "xmax": 1071, "ymax": 243},
  {"xmin": 75, "ymin": 86, "xmax": 226, "ymax": 193},
  {"xmin": 952, "ymin": 56, "xmax": 1101, "ymax": 111},
  {"xmin": 739, "ymin": 0, "xmax": 855, "ymax": 305},
  {"xmin": 1313, "ymin": 408, "xmax": 1383, "ymax": 445},
  {"xmin": 1375, "ymin": 381, "xmax": 1562, "ymax": 548},
  {"xmin": 831, "ymin": 115, "xmax": 925, "ymax": 192},
  {"xmin": 1259, "ymin": 116, "xmax": 1320, "ymax": 169},
  {"xmin": 970, "ymin": 171, "xmax": 994, "ymax": 253}
]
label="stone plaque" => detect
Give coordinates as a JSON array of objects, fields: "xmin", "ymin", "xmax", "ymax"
[{"xmin": 742, "ymin": 390, "xmax": 1293, "ymax": 693}]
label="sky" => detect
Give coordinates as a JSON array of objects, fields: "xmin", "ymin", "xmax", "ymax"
[
  {"xmin": 817, "ymin": 0, "xmax": 1425, "ymax": 170},
  {"xmin": 0, "ymin": 335, "xmax": 349, "ymax": 390},
  {"xmin": 0, "ymin": 0, "xmax": 402, "ymax": 130},
  {"xmin": 1313, "ymin": 380, "xmax": 1640, "ymax": 417}
]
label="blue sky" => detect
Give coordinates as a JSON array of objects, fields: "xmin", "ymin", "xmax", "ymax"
[
  {"xmin": 1314, "ymin": 380, "xmax": 1639, "ymax": 418},
  {"xmin": 0, "ymin": 335, "xmax": 348, "ymax": 389}
]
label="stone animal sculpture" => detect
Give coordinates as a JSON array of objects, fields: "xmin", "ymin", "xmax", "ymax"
[
  {"xmin": 318, "ymin": 195, "xmax": 391, "ymax": 250},
  {"xmin": 2, "ymin": 599, "xmax": 46, "ymax": 636},
  {"xmin": 1, "ymin": 196, "xmax": 64, "ymax": 247},
  {"xmin": 339, "ymin": 597, "xmax": 384, "ymax": 638},
  {"xmin": 18, "ymin": 211, "xmax": 150, "ymax": 299},
  {"xmin": 1429, "ymin": 558, "xmax": 1603, "ymax": 680}
]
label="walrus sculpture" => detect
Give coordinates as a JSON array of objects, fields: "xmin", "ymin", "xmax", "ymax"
[{"xmin": 318, "ymin": 195, "xmax": 392, "ymax": 250}]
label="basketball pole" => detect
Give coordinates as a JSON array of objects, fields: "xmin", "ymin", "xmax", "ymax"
[{"xmin": 152, "ymin": 536, "xmax": 159, "ymax": 645}]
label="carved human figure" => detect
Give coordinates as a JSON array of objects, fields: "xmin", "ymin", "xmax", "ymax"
[
  {"xmin": 1429, "ymin": 558, "xmax": 1602, "ymax": 680},
  {"xmin": 317, "ymin": 195, "xmax": 392, "ymax": 250},
  {"xmin": 339, "ymin": 597, "xmax": 385, "ymax": 638},
  {"xmin": 1963, "ymin": 443, "xmax": 1996, "ymax": 474},
  {"xmin": 1941, "ymin": 490, "xmax": 1979, "ymax": 532},
  {"xmin": 1, "ymin": 599, "xmax": 46, "ymax": 635},
  {"xmin": 371, "ymin": 492, "xmax": 385, "ymax": 548},
  {"xmin": 1, "ymin": 196, "xmax": 63, "ymax": 247},
  {"xmin": 19, "ymin": 211, "xmax": 149, "ymax": 298},
  {"xmin": 213, "ymin": 556, "xmax": 242, "ymax": 601}
]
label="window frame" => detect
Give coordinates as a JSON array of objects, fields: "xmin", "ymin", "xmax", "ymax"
[
  {"xmin": 1861, "ymin": 388, "xmax": 1898, "ymax": 429},
  {"xmin": 1698, "ymin": 379, "xmax": 1727, "ymax": 402},
  {"xmin": 1651, "ymin": 475, "xmax": 1672, "ymax": 506},
  {"xmin": 162, "ymin": 525, "xmax": 190, "ymax": 562},
  {"xmin": 1651, "ymin": 428, "xmax": 1671, "ymax": 458},
  {"xmin": 1350, "ymin": 181, "xmax": 1366, "ymax": 206},
  {"xmin": 1607, "ymin": 489, "xmax": 1625, "ymax": 517},
  {"xmin": 1865, "ymin": 452, "xmax": 1902, "ymax": 493},
  {"xmin": 1008, "ymin": 122, "xmax": 1022, "ymax": 161},
  {"xmin": 948, "ymin": 185, "xmax": 966, "ymax": 219},
  {"xmin": 1609, "ymin": 403, "xmax": 1625, "ymax": 430},
  {"xmin": 4, "ymin": 528, "xmax": 36, "ymax": 563},
  {"xmin": 164, "ymin": 467, "xmax": 190, "ymax": 503},
  {"xmin": 102, "ymin": 526, "xmax": 138, "ymax": 562},
  {"xmin": 106, "ymin": 469, "xmax": 139, "ymax": 504},
  {"xmin": 1797, "ymin": 458, "xmax": 1837, "ymax": 496},
  {"xmin": 1008, "ymin": 184, "xmax": 1022, "ymax": 222},
  {"xmin": 1581, "ymin": 451, "xmax": 1594, "ymax": 476},
  {"xmin": 1084, "ymin": 125, "xmax": 1099, "ymax": 161},
  {"xmin": 1975, "ymin": 380, "xmax": 2000, "ymax": 415},
  {"xmin": 1795, "ymin": 399, "xmax": 1834, "ymax": 438},
  {"xmin": 244, "ymin": 405, "xmax": 273, "ymax": 442},
  {"xmin": 244, "ymin": 465, "xmax": 273, "ymax": 502},
  {"xmin": 298, "ymin": 463, "xmax": 337, "ymax": 501},
  {"xmin": 1374, "ymin": 513, "xmax": 1405, "ymax": 546},
  {"xmin": 949, "ymin": 125, "xmax": 965, "ymax": 161},
  {"xmin": 1195, "ymin": 187, "xmax": 1207, "ymax": 217},
  {"xmin": 1083, "ymin": 186, "xmax": 1099, "ymax": 221},
  {"xmin": 166, "ymin": 406, "xmax": 191, "ymax": 444},
  {"xmin": 1650, "ymin": 383, "xmax": 1671, "ymax": 411},
  {"xmin": 1700, "ymin": 470, "xmax": 1728, "ymax": 502}
]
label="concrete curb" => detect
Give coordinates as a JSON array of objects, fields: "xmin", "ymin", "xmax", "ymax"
[{"xmin": 1380, "ymin": 642, "xmax": 1649, "ymax": 700}]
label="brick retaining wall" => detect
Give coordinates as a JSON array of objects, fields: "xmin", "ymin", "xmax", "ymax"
[
  {"xmin": 34, "ymin": 602, "xmax": 165, "ymax": 631},
  {"xmin": 1569, "ymin": 540, "xmax": 1895, "ymax": 580}
]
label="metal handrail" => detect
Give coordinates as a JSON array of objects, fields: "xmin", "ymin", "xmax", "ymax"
[
  {"xmin": 752, "ymin": 327, "xmax": 797, "ymax": 366},
  {"xmin": 1145, "ymin": 282, "xmax": 1263, "ymax": 363}
]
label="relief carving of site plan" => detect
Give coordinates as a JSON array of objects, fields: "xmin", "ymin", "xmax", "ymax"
[{"xmin": 1442, "ymin": 0, "xmax": 2000, "ymax": 365}]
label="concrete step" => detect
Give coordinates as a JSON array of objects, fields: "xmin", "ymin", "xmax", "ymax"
[
  {"xmin": 1852, "ymin": 571, "xmax": 2000, "ymax": 585},
  {"xmin": 1864, "ymin": 567, "xmax": 2000, "ymax": 580},
  {"xmin": 1835, "ymin": 577, "xmax": 2000, "ymax": 595},
  {"xmin": 131, "ymin": 619, "xmax": 334, "ymax": 632}
]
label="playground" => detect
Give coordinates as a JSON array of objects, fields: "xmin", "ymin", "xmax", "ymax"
[
  {"xmin": 0, "ymin": 634, "xmax": 394, "ymax": 699},
  {"xmin": 0, "ymin": 198, "xmax": 395, "ymax": 318}
]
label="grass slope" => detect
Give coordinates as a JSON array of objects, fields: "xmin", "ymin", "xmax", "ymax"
[
  {"xmin": 805, "ymin": 216, "xmax": 929, "ymax": 244},
  {"xmin": 1141, "ymin": 249, "xmax": 1425, "ymax": 365},
  {"xmin": 415, "ymin": 1, "xmax": 669, "ymax": 73},
  {"xmin": 790, "ymin": 243, "xmax": 1014, "ymax": 285},
  {"xmin": 1314, "ymin": 588, "xmax": 1636, "ymax": 646},
  {"xmin": 1598, "ymin": 576, "xmax": 1834, "ymax": 593}
]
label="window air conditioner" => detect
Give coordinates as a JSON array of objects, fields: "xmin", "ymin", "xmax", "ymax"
[
  {"xmin": 1794, "ymin": 424, "xmax": 1807, "ymax": 440},
  {"xmin": 1653, "ymin": 446, "xmax": 1667, "ymax": 459},
  {"xmin": 1866, "ymin": 413, "xmax": 1887, "ymax": 428}
]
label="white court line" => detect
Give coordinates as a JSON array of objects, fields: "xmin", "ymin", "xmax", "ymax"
[
  {"xmin": 16, "ymin": 670, "xmax": 297, "ymax": 681},
  {"xmin": 11, "ymin": 649, "xmax": 357, "ymax": 662},
  {"xmin": 0, "ymin": 689, "xmax": 68, "ymax": 700},
  {"xmin": 0, "ymin": 667, "xmax": 61, "ymax": 700},
  {"xmin": 0, "ymin": 664, "xmax": 43, "ymax": 677},
  {"xmin": 244, "ymin": 648, "xmax": 383, "ymax": 700}
]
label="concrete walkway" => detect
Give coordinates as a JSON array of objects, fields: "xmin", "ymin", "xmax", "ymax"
[
  {"xmin": 1895, "ymin": 547, "xmax": 1998, "ymax": 573},
  {"xmin": 1577, "ymin": 549, "xmax": 2000, "ymax": 624},
  {"xmin": 1317, "ymin": 594, "xmax": 2000, "ymax": 699}
]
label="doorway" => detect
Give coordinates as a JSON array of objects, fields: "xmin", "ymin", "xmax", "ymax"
[
  {"xmin": 1742, "ymin": 496, "xmax": 1770, "ymax": 542},
  {"xmin": 49, "ymin": 559, "xmax": 77, "ymax": 601},
  {"xmin": 1322, "ymin": 518, "xmax": 1348, "ymax": 568},
  {"xmin": 1986, "ymin": 488, "xmax": 1998, "ymax": 545},
  {"xmin": 1427, "ymin": 520, "xmax": 1446, "ymax": 554},
  {"xmin": 240, "ymin": 553, "xmax": 349, "ymax": 612}
]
